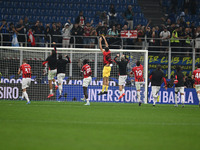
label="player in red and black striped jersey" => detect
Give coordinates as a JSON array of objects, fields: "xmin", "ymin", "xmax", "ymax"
[
  {"xmin": 149, "ymin": 65, "xmax": 167, "ymax": 106},
  {"xmin": 98, "ymin": 35, "xmax": 112, "ymax": 95},
  {"xmin": 81, "ymin": 59, "xmax": 92, "ymax": 105},
  {"xmin": 18, "ymin": 59, "xmax": 31, "ymax": 104},
  {"xmin": 192, "ymin": 63, "xmax": 200, "ymax": 107},
  {"xmin": 114, "ymin": 54, "xmax": 129, "ymax": 100},
  {"xmin": 130, "ymin": 61, "xmax": 144, "ymax": 106},
  {"xmin": 42, "ymin": 42, "xmax": 58, "ymax": 98}
]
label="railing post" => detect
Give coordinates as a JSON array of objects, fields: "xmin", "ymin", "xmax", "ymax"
[
  {"xmin": 69, "ymin": 44, "xmax": 73, "ymax": 77},
  {"xmin": 144, "ymin": 50, "xmax": 148, "ymax": 104},
  {"xmin": 192, "ymin": 39, "xmax": 195, "ymax": 72},
  {"xmin": 25, "ymin": 34, "xmax": 27, "ymax": 47},
  {"xmin": 20, "ymin": 43, "xmax": 23, "ymax": 66},
  {"xmin": 94, "ymin": 45, "xmax": 98, "ymax": 77},
  {"xmin": 168, "ymin": 40, "xmax": 171, "ymax": 79},
  {"xmin": 0, "ymin": 34, "xmax": 3, "ymax": 46}
]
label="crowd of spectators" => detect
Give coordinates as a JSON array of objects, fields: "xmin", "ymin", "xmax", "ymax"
[{"xmin": 0, "ymin": 2, "xmax": 199, "ymax": 54}]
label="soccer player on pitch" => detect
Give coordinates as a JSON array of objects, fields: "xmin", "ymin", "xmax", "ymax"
[
  {"xmin": 149, "ymin": 65, "xmax": 167, "ymax": 106},
  {"xmin": 42, "ymin": 42, "xmax": 58, "ymax": 98},
  {"xmin": 130, "ymin": 61, "xmax": 144, "ymax": 106},
  {"xmin": 98, "ymin": 35, "xmax": 112, "ymax": 95},
  {"xmin": 57, "ymin": 54, "xmax": 71, "ymax": 99},
  {"xmin": 18, "ymin": 59, "xmax": 31, "ymax": 104},
  {"xmin": 81, "ymin": 59, "xmax": 92, "ymax": 105},
  {"xmin": 174, "ymin": 66, "xmax": 185, "ymax": 107},
  {"xmin": 113, "ymin": 54, "xmax": 129, "ymax": 100},
  {"xmin": 192, "ymin": 63, "xmax": 200, "ymax": 107}
]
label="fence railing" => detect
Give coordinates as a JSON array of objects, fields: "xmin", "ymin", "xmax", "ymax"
[{"xmin": 1, "ymin": 33, "xmax": 200, "ymax": 79}]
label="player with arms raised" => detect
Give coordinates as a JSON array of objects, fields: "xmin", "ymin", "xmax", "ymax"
[
  {"xmin": 114, "ymin": 54, "xmax": 129, "ymax": 100},
  {"xmin": 98, "ymin": 35, "xmax": 112, "ymax": 95},
  {"xmin": 57, "ymin": 54, "xmax": 71, "ymax": 99},
  {"xmin": 42, "ymin": 42, "xmax": 58, "ymax": 98},
  {"xmin": 18, "ymin": 59, "xmax": 31, "ymax": 104},
  {"xmin": 81, "ymin": 59, "xmax": 92, "ymax": 105},
  {"xmin": 130, "ymin": 61, "xmax": 144, "ymax": 106},
  {"xmin": 192, "ymin": 63, "xmax": 200, "ymax": 107}
]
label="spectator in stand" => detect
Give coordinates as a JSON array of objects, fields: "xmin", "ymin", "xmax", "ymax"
[
  {"xmin": 83, "ymin": 22, "xmax": 92, "ymax": 48},
  {"xmin": 90, "ymin": 27, "xmax": 97, "ymax": 48},
  {"xmin": 100, "ymin": 11, "xmax": 109, "ymax": 26},
  {"xmin": 96, "ymin": 22, "xmax": 103, "ymax": 36},
  {"xmin": 160, "ymin": 26, "xmax": 171, "ymax": 52},
  {"xmin": 50, "ymin": 22, "xmax": 61, "ymax": 45},
  {"xmin": 195, "ymin": 26, "xmax": 200, "ymax": 56},
  {"xmin": 108, "ymin": 4, "xmax": 117, "ymax": 27},
  {"xmin": 44, "ymin": 24, "xmax": 51, "ymax": 44},
  {"xmin": 62, "ymin": 20, "xmax": 73, "ymax": 48},
  {"xmin": 116, "ymin": 24, "xmax": 122, "ymax": 35},
  {"xmin": 9, "ymin": 23, "xmax": 19, "ymax": 46},
  {"xmin": 123, "ymin": 5, "xmax": 134, "ymax": 30},
  {"xmin": 182, "ymin": 28, "xmax": 192, "ymax": 56},
  {"xmin": 16, "ymin": 19, "xmax": 26, "ymax": 46},
  {"xmin": 71, "ymin": 23, "xmax": 84, "ymax": 48},
  {"xmin": 171, "ymin": 26, "xmax": 180, "ymax": 54},
  {"xmin": 75, "ymin": 11, "xmax": 85, "ymax": 27},
  {"xmin": 24, "ymin": 16, "xmax": 30, "ymax": 33},
  {"xmin": 32, "ymin": 20, "xmax": 44, "ymax": 47},
  {"xmin": 99, "ymin": 24, "xmax": 108, "ymax": 36},
  {"xmin": 0, "ymin": 19, "xmax": 10, "ymax": 46},
  {"xmin": 108, "ymin": 25, "xmax": 120, "ymax": 49},
  {"xmin": 176, "ymin": 12, "xmax": 185, "ymax": 24}
]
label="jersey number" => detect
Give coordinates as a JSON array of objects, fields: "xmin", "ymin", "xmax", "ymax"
[
  {"xmin": 25, "ymin": 68, "xmax": 31, "ymax": 73},
  {"xmin": 135, "ymin": 70, "xmax": 142, "ymax": 76},
  {"xmin": 195, "ymin": 73, "xmax": 200, "ymax": 79},
  {"xmin": 84, "ymin": 68, "xmax": 91, "ymax": 75}
]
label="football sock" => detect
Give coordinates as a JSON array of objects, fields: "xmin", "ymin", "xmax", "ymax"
[
  {"xmin": 86, "ymin": 99, "xmax": 90, "ymax": 103},
  {"xmin": 105, "ymin": 86, "xmax": 109, "ymax": 91},
  {"xmin": 119, "ymin": 90, "xmax": 123, "ymax": 96},
  {"xmin": 23, "ymin": 91, "xmax": 30, "ymax": 102},
  {"xmin": 153, "ymin": 97, "xmax": 157, "ymax": 105},
  {"xmin": 22, "ymin": 92, "xmax": 25, "ymax": 99},
  {"xmin": 198, "ymin": 93, "xmax": 200, "ymax": 102},
  {"xmin": 102, "ymin": 85, "xmax": 105, "ymax": 92},
  {"xmin": 181, "ymin": 94, "xmax": 185, "ymax": 104},
  {"xmin": 175, "ymin": 94, "xmax": 178, "ymax": 105},
  {"xmin": 54, "ymin": 82, "xmax": 57, "ymax": 86},
  {"xmin": 50, "ymin": 89, "xmax": 53, "ymax": 94},
  {"xmin": 59, "ymin": 85, "xmax": 62, "ymax": 95},
  {"xmin": 137, "ymin": 91, "xmax": 141, "ymax": 102}
]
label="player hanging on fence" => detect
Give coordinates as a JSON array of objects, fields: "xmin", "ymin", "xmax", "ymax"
[
  {"xmin": 174, "ymin": 66, "xmax": 185, "ymax": 107},
  {"xmin": 42, "ymin": 42, "xmax": 58, "ymax": 98},
  {"xmin": 149, "ymin": 65, "xmax": 167, "ymax": 106},
  {"xmin": 98, "ymin": 35, "xmax": 112, "ymax": 95},
  {"xmin": 192, "ymin": 63, "xmax": 200, "ymax": 107},
  {"xmin": 113, "ymin": 54, "xmax": 129, "ymax": 100},
  {"xmin": 57, "ymin": 54, "xmax": 71, "ymax": 99},
  {"xmin": 130, "ymin": 61, "xmax": 144, "ymax": 106},
  {"xmin": 81, "ymin": 59, "xmax": 92, "ymax": 105},
  {"xmin": 18, "ymin": 59, "xmax": 31, "ymax": 104}
]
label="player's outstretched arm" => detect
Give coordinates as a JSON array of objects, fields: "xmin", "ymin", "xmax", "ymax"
[
  {"xmin": 99, "ymin": 37, "xmax": 104, "ymax": 53},
  {"xmin": 18, "ymin": 68, "xmax": 21, "ymax": 75},
  {"xmin": 102, "ymin": 35, "xmax": 108, "ymax": 47},
  {"xmin": 65, "ymin": 55, "xmax": 71, "ymax": 63}
]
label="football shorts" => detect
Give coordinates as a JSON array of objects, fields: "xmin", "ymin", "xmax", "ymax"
[
  {"xmin": 83, "ymin": 76, "xmax": 92, "ymax": 87},
  {"xmin": 135, "ymin": 82, "xmax": 143, "ymax": 90},
  {"xmin": 118, "ymin": 75, "xmax": 127, "ymax": 86},
  {"xmin": 48, "ymin": 69, "xmax": 57, "ymax": 80},
  {"xmin": 103, "ymin": 66, "xmax": 111, "ymax": 77},
  {"xmin": 57, "ymin": 73, "xmax": 65, "ymax": 84},
  {"xmin": 22, "ymin": 78, "xmax": 31, "ymax": 89},
  {"xmin": 152, "ymin": 86, "xmax": 160, "ymax": 98},
  {"xmin": 195, "ymin": 85, "xmax": 200, "ymax": 92},
  {"xmin": 175, "ymin": 87, "xmax": 184, "ymax": 94}
]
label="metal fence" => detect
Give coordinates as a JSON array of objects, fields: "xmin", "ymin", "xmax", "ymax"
[{"xmin": 1, "ymin": 33, "xmax": 200, "ymax": 79}]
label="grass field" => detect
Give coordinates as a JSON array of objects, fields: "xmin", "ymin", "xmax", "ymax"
[{"xmin": 0, "ymin": 100, "xmax": 199, "ymax": 150}]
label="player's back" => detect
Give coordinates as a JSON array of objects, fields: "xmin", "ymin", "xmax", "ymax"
[
  {"xmin": 103, "ymin": 50, "xmax": 111, "ymax": 65},
  {"xmin": 133, "ymin": 65, "xmax": 144, "ymax": 82},
  {"xmin": 47, "ymin": 55, "xmax": 57, "ymax": 70},
  {"xmin": 151, "ymin": 69, "xmax": 165, "ymax": 86},
  {"xmin": 175, "ymin": 71, "xmax": 184, "ymax": 87},
  {"xmin": 57, "ymin": 59, "xmax": 68, "ymax": 74},
  {"xmin": 193, "ymin": 68, "xmax": 200, "ymax": 84},
  {"xmin": 82, "ymin": 64, "xmax": 92, "ymax": 78},
  {"xmin": 20, "ymin": 63, "xmax": 31, "ymax": 78}
]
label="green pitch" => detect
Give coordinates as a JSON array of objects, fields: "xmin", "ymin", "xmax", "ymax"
[{"xmin": 0, "ymin": 100, "xmax": 199, "ymax": 150}]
